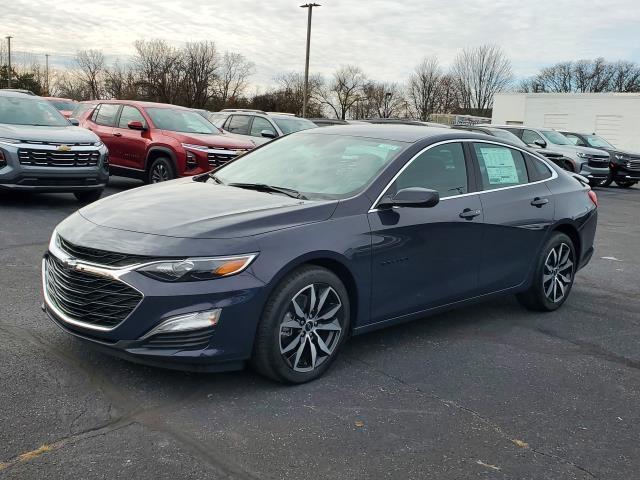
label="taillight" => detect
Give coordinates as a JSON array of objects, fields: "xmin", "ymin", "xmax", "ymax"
[
  {"xmin": 0, "ymin": 150, "xmax": 6, "ymax": 169},
  {"xmin": 588, "ymin": 190, "xmax": 598, "ymax": 208}
]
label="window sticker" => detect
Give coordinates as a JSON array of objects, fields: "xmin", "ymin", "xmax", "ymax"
[
  {"xmin": 480, "ymin": 147, "xmax": 520, "ymax": 184},
  {"xmin": 377, "ymin": 143, "xmax": 401, "ymax": 151}
]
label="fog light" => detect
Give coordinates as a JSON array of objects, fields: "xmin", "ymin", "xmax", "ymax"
[
  {"xmin": 186, "ymin": 151, "xmax": 198, "ymax": 169},
  {"xmin": 141, "ymin": 309, "xmax": 221, "ymax": 339}
]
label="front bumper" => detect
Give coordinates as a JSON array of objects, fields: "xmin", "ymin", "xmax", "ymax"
[
  {"xmin": 610, "ymin": 163, "xmax": 640, "ymax": 182},
  {"xmin": 578, "ymin": 163, "xmax": 609, "ymax": 180},
  {"xmin": 42, "ymin": 248, "xmax": 269, "ymax": 371}
]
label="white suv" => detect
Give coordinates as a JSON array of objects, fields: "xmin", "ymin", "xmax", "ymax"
[{"xmin": 211, "ymin": 110, "xmax": 317, "ymax": 145}]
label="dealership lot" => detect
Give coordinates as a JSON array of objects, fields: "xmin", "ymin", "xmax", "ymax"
[{"xmin": 1, "ymin": 179, "xmax": 639, "ymax": 479}]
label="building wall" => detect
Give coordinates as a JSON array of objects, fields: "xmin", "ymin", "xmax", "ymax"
[{"xmin": 491, "ymin": 93, "xmax": 640, "ymax": 151}]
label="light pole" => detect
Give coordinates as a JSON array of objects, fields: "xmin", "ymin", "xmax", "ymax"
[
  {"xmin": 300, "ymin": 3, "xmax": 320, "ymax": 118},
  {"xmin": 45, "ymin": 53, "xmax": 49, "ymax": 95},
  {"xmin": 384, "ymin": 91, "xmax": 392, "ymax": 117},
  {"xmin": 6, "ymin": 36, "xmax": 12, "ymax": 88}
]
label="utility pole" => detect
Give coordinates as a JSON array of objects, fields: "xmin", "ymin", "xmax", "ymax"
[
  {"xmin": 6, "ymin": 36, "xmax": 12, "ymax": 88},
  {"xmin": 300, "ymin": 3, "xmax": 320, "ymax": 118},
  {"xmin": 45, "ymin": 53, "xmax": 49, "ymax": 95}
]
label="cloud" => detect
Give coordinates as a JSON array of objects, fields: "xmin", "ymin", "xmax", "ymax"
[{"xmin": 5, "ymin": 0, "xmax": 640, "ymax": 88}]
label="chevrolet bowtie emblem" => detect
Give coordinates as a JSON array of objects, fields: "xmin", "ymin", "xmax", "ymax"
[
  {"xmin": 57, "ymin": 144, "xmax": 72, "ymax": 152},
  {"xmin": 62, "ymin": 257, "xmax": 78, "ymax": 270}
]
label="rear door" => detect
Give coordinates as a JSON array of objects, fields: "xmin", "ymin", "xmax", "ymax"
[
  {"xmin": 470, "ymin": 141, "xmax": 556, "ymax": 293},
  {"xmin": 112, "ymin": 105, "xmax": 149, "ymax": 170},
  {"xmin": 367, "ymin": 142, "xmax": 484, "ymax": 324},
  {"xmin": 249, "ymin": 116, "xmax": 278, "ymax": 145},
  {"xmin": 87, "ymin": 103, "xmax": 121, "ymax": 162},
  {"xmin": 224, "ymin": 115, "xmax": 252, "ymax": 137}
]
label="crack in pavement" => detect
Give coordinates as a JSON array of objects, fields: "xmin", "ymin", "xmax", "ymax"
[{"xmin": 343, "ymin": 353, "xmax": 597, "ymax": 479}]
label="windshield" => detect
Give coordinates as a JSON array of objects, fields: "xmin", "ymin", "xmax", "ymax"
[
  {"xmin": 488, "ymin": 128, "xmax": 527, "ymax": 147},
  {"xmin": 0, "ymin": 96, "xmax": 69, "ymax": 126},
  {"xmin": 146, "ymin": 107, "xmax": 219, "ymax": 134},
  {"xmin": 541, "ymin": 130, "xmax": 571, "ymax": 146},
  {"xmin": 585, "ymin": 134, "xmax": 615, "ymax": 149},
  {"xmin": 273, "ymin": 117, "xmax": 317, "ymax": 135},
  {"xmin": 215, "ymin": 133, "xmax": 406, "ymax": 199},
  {"xmin": 50, "ymin": 100, "xmax": 76, "ymax": 111}
]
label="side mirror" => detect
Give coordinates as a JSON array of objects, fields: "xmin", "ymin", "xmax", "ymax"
[
  {"xmin": 378, "ymin": 187, "xmax": 440, "ymax": 209},
  {"xmin": 533, "ymin": 139, "xmax": 547, "ymax": 148},
  {"xmin": 128, "ymin": 120, "xmax": 146, "ymax": 131},
  {"xmin": 68, "ymin": 118, "xmax": 80, "ymax": 126},
  {"xmin": 261, "ymin": 130, "xmax": 277, "ymax": 139}
]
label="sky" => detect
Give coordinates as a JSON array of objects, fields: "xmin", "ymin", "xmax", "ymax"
[{"xmin": 4, "ymin": 0, "xmax": 640, "ymax": 91}]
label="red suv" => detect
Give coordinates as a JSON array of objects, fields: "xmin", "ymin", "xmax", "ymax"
[{"xmin": 81, "ymin": 100, "xmax": 254, "ymax": 183}]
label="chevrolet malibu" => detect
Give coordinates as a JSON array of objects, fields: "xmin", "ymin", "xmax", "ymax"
[{"xmin": 42, "ymin": 125, "xmax": 598, "ymax": 383}]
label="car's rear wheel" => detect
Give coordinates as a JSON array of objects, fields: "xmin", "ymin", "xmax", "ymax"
[
  {"xmin": 74, "ymin": 189, "xmax": 103, "ymax": 203},
  {"xmin": 517, "ymin": 232, "xmax": 576, "ymax": 312},
  {"xmin": 251, "ymin": 266, "xmax": 350, "ymax": 383},
  {"xmin": 148, "ymin": 157, "xmax": 175, "ymax": 184},
  {"xmin": 598, "ymin": 174, "xmax": 613, "ymax": 187},
  {"xmin": 614, "ymin": 179, "xmax": 636, "ymax": 188}
]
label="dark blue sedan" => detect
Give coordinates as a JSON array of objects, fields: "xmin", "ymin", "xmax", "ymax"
[{"xmin": 42, "ymin": 125, "xmax": 598, "ymax": 383}]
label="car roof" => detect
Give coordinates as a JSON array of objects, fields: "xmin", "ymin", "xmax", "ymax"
[
  {"xmin": 96, "ymin": 99, "xmax": 191, "ymax": 110},
  {"xmin": 0, "ymin": 90, "xmax": 42, "ymax": 99},
  {"xmin": 303, "ymin": 124, "xmax": 501, "ymax": 144},
  {"xmin": 43, "ymin": 96, "xmax": 77, "ymax": 102},
  {"xmin": 0, "ymin": 89, "xmax": 36, "ymax": 96}
]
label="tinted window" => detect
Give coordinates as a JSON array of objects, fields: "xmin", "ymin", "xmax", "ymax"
[
  {"xmin": 94, "ymin": 104, "xmax": 120, "ymax": 126},
  {"xmin": 541, "ymin": 130, "xmax": 571, "ymax": 145},
  {"xmin": 392, "ymin": 143, "xmax": 468, "ymax": 199},
  {"xmin": 488, "ymin": 128, "xmax": 528, "ymax": 148},
  {"xmin": 50, "ymin": 100, "xmax": 76, "ymax": 111},
  {"xmin": 563, "ymin": 133, "xmax": 585, "ymax": 146},
  {"xmin": 226, "ymin": 115, "xmax": 251, "ymax": 135},
  {"xmin": 273, "ymin": 117, "xmax": 317, "ymax": 134},
  {"xmin": 118, "ymin": 106, "xmax": 146, "ymax": 129},
  {"xmin": 474, "ymin": 143, "xmax": 529, "ymax": 190},
  {"xmin": 527, "ymin": 155, "xmax": 553, "ymax": 181},
  {"xmin": 521, "ymin": 129, "xmax": 545, "ymax": 146},
  {"xmin": 250, "ymin": 116, "xmax": 277, "ymax": 137},
  {"xmin": 584, "ymin": 134, "xmax": 615, "ymax": 149},
  {"xmin": 145, "ymin": 107, "xmax": 218, "ymax": 134}
]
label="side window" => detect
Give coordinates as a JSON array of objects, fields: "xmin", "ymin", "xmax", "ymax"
[
  {"xmin": 563, "ymin": 133, "xmax": 585, "ymax": 146},
  {"xmin": 250, "ymin": 116, "xmax": 277, "ymax": 137},
  {"xmin": 526, "ymin": 155, "xmax": 553, "ymax": 181},
  {"xmin": 391, "ymin": 143, "xmax": 468, "ymax": 199},
  {"xmin": 94, "ymin": 104, "xmax": 120, "ymax": 126},
  {"xmin": 117, "ymin": 106, "xmax": 146, "ymax": 129},
  {"xmin": 521, "ymin": 129, "xmax": 545, "ymax": 146},
  {"xmin": 474, "ymin": 143, "xmax": 529, "ymax": 190},
  {"xmin": 226, "ymin": 115, "xmax": 251, "ymax": 135},
  {"xmin": 504, "ymin": 128, "xmax": 523, "ymax": 138}
]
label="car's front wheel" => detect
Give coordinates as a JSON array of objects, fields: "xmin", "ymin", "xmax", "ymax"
[
  {"xmin": 614, "ymin": 179, "xmax": 636, "ymax": 188},
  {"xmin": 148, "ymin": 157, "xmax": 176, "ymax": 184},
  {"xmin": 74, "ymin": 189, "xmax": 103, "ymax": 203},
  {"xmin": 517, "ymin": 232, "xmax": 576, "ymax": 311},
  {"xmin": 252, "ymin": 266, "xmax": 350, "ymax": 383}
]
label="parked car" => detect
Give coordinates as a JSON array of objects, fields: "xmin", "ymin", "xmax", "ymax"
[
  {"xmin": 362, "ymin": 118, "xmax": 450, "ymax": 128},
  {"xmin": 71, "ymin": 101, "xmax": 99, "ymax": 124},
  {"xmin": 0, "ymin": 91, "xmax": 108, "ymax": 202},
  {"xmin": 43, "ymin": 125, "xmax": 597, "ymax": 383},
  {"xmin": 310, "ymin": 118, "xmax": 349, "ymax": 127},
  {"xmin": 493, "ymin": 125, "xmax": 610, "ymax": 186},
  {"xmin": 560, "ymin": 131, "xmax": 639, "ymax": 188},
  {"xmin": 43, "ymin": 97, "xmax": 77, "ymax": 118},
  {"xmin": 81, "ymin": 100, "xmax": 255, "ymax": 183},
  {"xmin": 213, "ymin": 109, "xmax": 317, "ymax": 145},
  {"xmin": 453, "ymin": 125, "xmax": 569, "ymax": 167},
  {"xmin": 0, "ymin": 88, "xmax": 36, "ymax": 96}
]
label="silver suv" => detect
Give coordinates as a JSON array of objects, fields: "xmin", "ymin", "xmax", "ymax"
[
  {"xmin": 0, "ymin": 91, "xmax": 108, "ymax": 202},
  {"xmin": 211, "ymin": 109, "xmax": 317, "ymax": 145},
  {"xmin": 493, "ymin": 125, "xmax": 609, "ymax": 185}
]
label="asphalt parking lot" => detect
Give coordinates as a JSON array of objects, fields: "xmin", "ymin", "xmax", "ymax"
[{"xmin": 1, "ymin": 178, "xmax": 639, "ymax": 480}]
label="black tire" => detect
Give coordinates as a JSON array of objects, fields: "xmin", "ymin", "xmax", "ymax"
[
  {"xmin": 74, "ymin": 189, "xmax": 103, "ymax": 203},
  {"xmin": 516, "ymin": 232, "xmax": 576, "ymax": 312},
  {"xmin": 251, "ymin": 266, "xmax": 351, "ymax": 384},
  {"xmin": 589, "ymin": 178, "xmax": 608, "ymax": 188},
  {"xmin": 614, "ymin": 179, "xmax": 636, "ymax": 188},
  {"xmin": 147, "ymin": 157, "xmax": 176, "ymax": 184},
  {"xmin": 599, "ymin": 175, "xmax": 613, "ymax": 187}
]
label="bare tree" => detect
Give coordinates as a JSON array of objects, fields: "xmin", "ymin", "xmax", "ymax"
[
  {"xmin": 574, "ymin": 58, "xmax": 612, "ymax": 92},
  {"xmin": 319, "ymin": 65, "xmax": 367, "ymax": 119},
  {"xmin": 133, "ymin": 39, "xmax": 183, "ymax": 103},
  {"xmin": 451, "ymin": 45, "xmax": 513, "ymax": 114},
  {"xmin": 215, "ymin": 52, "xmax": 254, "ymax": 106},
  {"xmin": 182, "ymin": 41, "xmax": 220, "ymax": 107},
  {"xmin": 273, "ymin": 71, "xmax": 323, "ymax": 116},
  {"xmin": 407, "ymin": 57, "xmax": 443, "ymax": 120},
  {"xmin": 75, "ymin": 49, "xmax": 105, "ymax": 100},
  {"xmin": 609, "ymin": 61, "xmax": 640, "ymax": 92}
]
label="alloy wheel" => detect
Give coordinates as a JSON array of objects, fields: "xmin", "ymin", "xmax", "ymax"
[
  {"xmin": 151, "ymin": 163, "xmax": 170, "ymax": 183},
  {"xmin": 279, "ymin": 283, "xmax": 343, "ymax": 373},
  {"xmin": 542, "ymin": 243, "xmax": 574, "ymax": 303}
]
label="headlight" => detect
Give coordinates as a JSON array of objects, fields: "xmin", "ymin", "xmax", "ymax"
[
  {"xmin": 94, "ymin": 141, "xmax": 104, "ymax": 147},
  {"xmin": 576, "ymin": 152, "xmax": 588, "ymax": 158},
  {"xmin": 137, "ymin": 254, "xmax": 257, "ymax": 282},
  {"xmin": 0, "ymin": 137, "xmax": 19, "ymax": 145},
  {"xmin": 614, "ymin": 153, "xmax": 627, "ymax": 160},
  {"xmin": 182, "ymin": 143, "xmax": 209, "ymax": 152}
]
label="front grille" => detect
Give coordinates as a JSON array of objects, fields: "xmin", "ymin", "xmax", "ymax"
[
  {"xmin": 59, "ymin": 236, "xmax": 156, "ymax": 267},
  {"xmin": 140, "ymin": 328, "xmax": 214, "ymax": 350},
  {"xmin": 626, "ymin": 160, "xmax": 640, "ymax": 171},
  {"xmin": 22, "ymin": 140, "xmax": 95, "ymax": 146},
  {"xmin": 45, "ymin": 255, "xmax": 142, "ymax": 329},
  {"xmin": 588, "ymin": 155, "xmax": 609, "ymax": 168},
  {"xmin": 207, "ymin": 151, "xmax": 237, "ymax": 168},
  {"xmin": 18, "ymin": 148, "xmax": 100, "ymax": 167}
]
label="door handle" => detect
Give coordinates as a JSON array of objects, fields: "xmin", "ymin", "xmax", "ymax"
[
  {"xmin": 113, "ymin": 132, "xmax": 122, "ymax": 137},
  {"xmin": 459, "ymin": 208, "xmax": 481, "ymax": 220},
  {"xmin": 531, "ymin": 197, "xmax": 549, "ymax": 208}
]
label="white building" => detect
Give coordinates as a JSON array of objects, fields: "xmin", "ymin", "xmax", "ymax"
[{"xmin": 491, "ymin": 93, "xmax": 640, "ymax": 151}]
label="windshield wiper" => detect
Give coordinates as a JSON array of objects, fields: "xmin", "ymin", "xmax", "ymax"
[
  {"xmin": 208, "ymin": 173, "xmax": 224, "ymax": 184},
  {"xmin": 227, "ymin": 182, "xmax": 307, "ymax": 199}
]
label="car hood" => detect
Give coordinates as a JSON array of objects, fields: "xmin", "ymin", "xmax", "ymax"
[
  {"xmin": 0, "ymin": 124, "xmax": 99, "ymax": 143},
  {"xmin": 79, "ymin": 178, "xmax": 338, "ymax": 239},
  {"xmin": 549, "ymin": 143, "xmax": 609, "ymax": 157},
  {"xmin": 161, "ymin": 130, "xmax": 254, "ymax": 150}
]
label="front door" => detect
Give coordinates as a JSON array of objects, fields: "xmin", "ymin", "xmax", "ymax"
[
  {"xmin": 367, "ymin": 142, "xmax": 484, "ymax": 324},
  {"xmin": 112, "ymin": 105, "xmax": 149, "ymax": 170}
]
